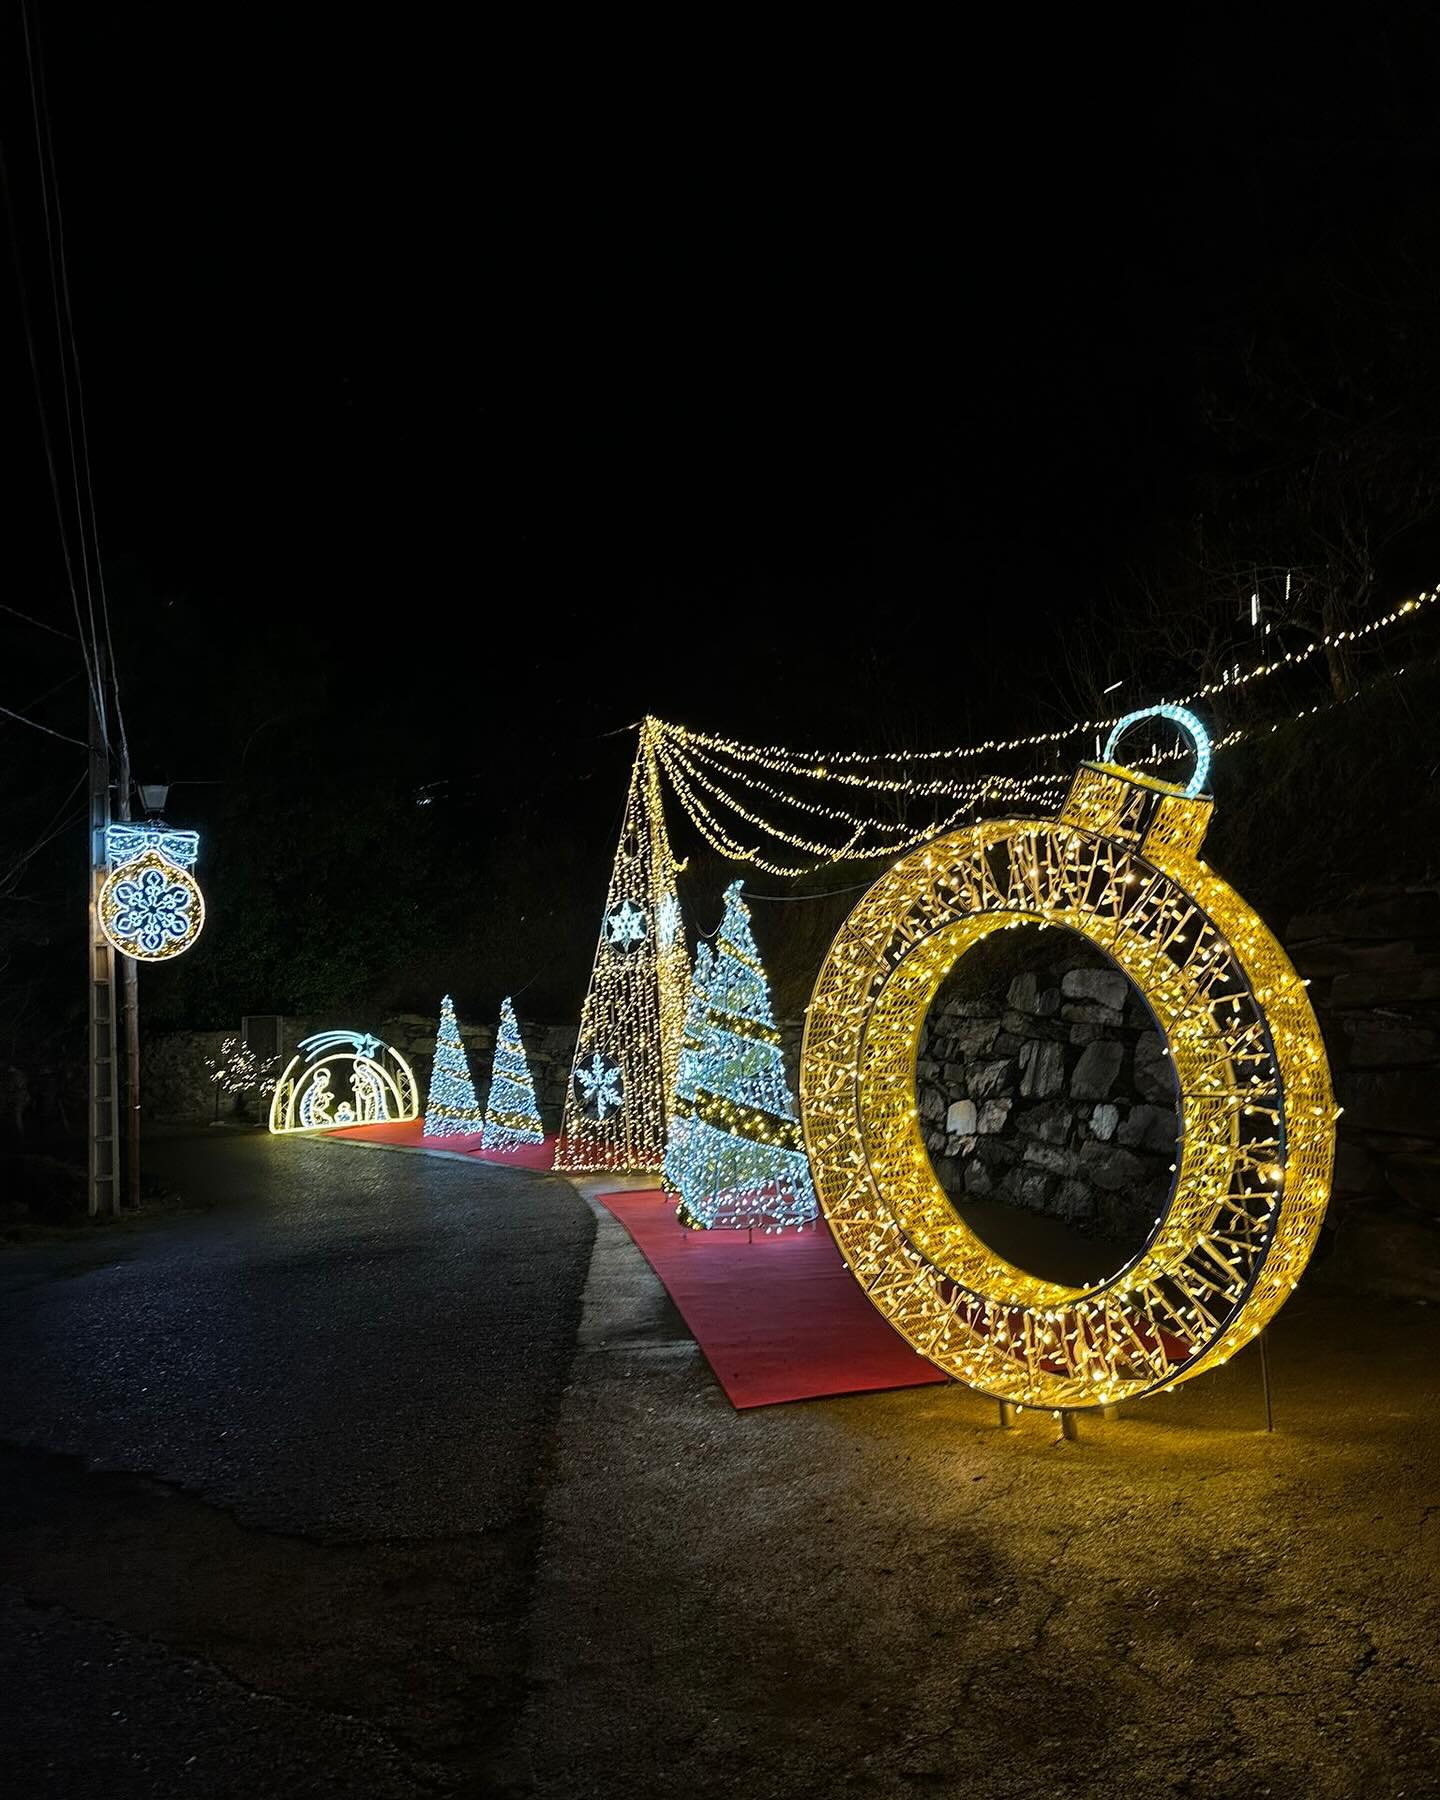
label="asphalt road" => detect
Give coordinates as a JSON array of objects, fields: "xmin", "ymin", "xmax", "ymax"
[
  {"xmin": 0, "ymin": 1130, "xmax": 595, "ymax": 1796},
  {"xmin": 5, "ymin": 1136, "xmax": 1440, "ymax": 1798}
]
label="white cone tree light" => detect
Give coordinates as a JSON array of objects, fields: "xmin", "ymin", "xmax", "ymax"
[
  {"xmin": 424, "ymin": 995, "xmax": 482, "ymax": 1137},
  {"xmin": 481, "ymin": 997, "xmax": 545, "ymax": 1150}
]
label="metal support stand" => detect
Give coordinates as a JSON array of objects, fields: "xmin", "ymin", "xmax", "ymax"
[
  {"xmin": 1060, "ymin": 1412, "xmax": 1080, "ymax": 1442},
  {"xmin": 998, "ymin": 1400, "xmax": 1018, "ymax": 1430},
  {"xmin": 1258, "ymin": 1330, "xmax": 1274, "ymax": 1432},
  {"xmin": 1100, "ymin": 1404, "xmax": 1119, "ymax": 1422}
]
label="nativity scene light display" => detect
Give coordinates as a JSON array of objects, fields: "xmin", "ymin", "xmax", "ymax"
[{"xmin": 268, "ymin": 1030, "xmax": 420, "ymax": 1134}]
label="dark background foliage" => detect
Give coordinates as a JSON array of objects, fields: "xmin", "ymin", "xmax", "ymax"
[{"xmin": 3, "ymin": 11, "xmax": 1440, "ymax": 1063}]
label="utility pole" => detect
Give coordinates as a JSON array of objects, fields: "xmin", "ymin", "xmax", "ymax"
[
  {"xmin": 116, "ymin": 745, "xmax": 141, "ymax": 1211},
  {"xmin": 86, "ymin": 655, "xmax": 120, "ymax": 1218}
]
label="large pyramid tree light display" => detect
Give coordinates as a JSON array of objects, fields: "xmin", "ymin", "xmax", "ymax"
[
  {"xmin": 481, "ymin": 997, "xmax": 545, "ymax": 1150},
  {"xmin": 673, "ymin": 880, "xmax": 817, "ymax": 1232},
  {"xmin": 555, "ymin": 720, "xmax": 689, "ymax": 1172},
  {"xmin": 424, "ymin": 995, "xmax": 483, "ymax": 1137},
  {"xmin": 662, "ymin": 940, "xmax": 714, "ymax": 1194}
]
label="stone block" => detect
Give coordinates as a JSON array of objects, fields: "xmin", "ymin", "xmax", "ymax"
[
  {"xmin": 976, "ymin": 1098, "xmax": 1011, "ymax": 1134},
  {"xmin": 963, "ymin": 1158, "xmax": 995, "ymax": 1199},
  {"xmin": 969, "ymin": 1059, "xmax": 1015, "ymax": 1100},
  {"xmin": 1330, "ymin": 968, "xmax": 1440, "ymax": 1009},
  {"xmin": 1383, "ymin": 1153, "xmax": 1440, "ymax": 1218},
  {"xmin": 952, "ymin": 1019, "xmax": 1002, "ymax": 1057},
  {"xmin": 1022, "ymin": 1140, "xmax": 1071, "ymax": 1175},
  {"xmin": 1079, "ymin": 1139, "xmax": 1146, "ymax": 1191},
  {"xmin": 1072, "ymin": 1039, "xmax": 1124, "ymax": 1100},
  {"xmin": 1061, "ymin": 967, "xmax": 1128, "ymax": 1012},
  {"xmin": 1089, "ymin": 1102, "xmax": 1119, "ymax": 1142},
  {"xmin": 1342, "ymin": 1020, "xmax": 1439, "ymax": 1068},
  {"xmin": 944, "ymin": 1133, "xmax": 977, "ymax": 1158},
  {"xmin": 1053, "ymin": 1179, "xmax": 1095, "ymax": 1224},
  {"xmin": 993, "ymin": 1033, "xmax": 1024, "ymax": 1056},
  {"xmin": 1336, "ymin": 1069, "xmax": 1440, "ymax": 1138},
  {"xmin": 920, "ymin": 1087, "xmax": 946, "ymax": 1123},
  {"xmin": 1061, "ymin": 1002, "xmax": 1124, "ymax": 1025},
  {"xmin": 1332, "ymin": 1138, "xmax": 1379, "ymax": 1196},
  {"xmin": 1018, "ymin": 1038, "xmax": 1064, "ymax": 1097},
  {"xmin": 1006, "ymin": 972, "xmax": 1040, "ymax": 1014},
  {"xmin": 1016, "ymin": 1170, "xmax": 1056, "ymax": 1209},
  {"xmin": 946, "ymin": 1098, "xmax": 977, "ymax": 1137},
  {"xmin": 1133, "ymin": 1034, "xmax": 1174, "ymax": 1104},
  {"xmin": 1015, "ymin": 1100, "xmax": 1070, "ymax": 1143},
  {"xmin": 1036, "ymin": 987, "xmax": 1062, "ymax": 1017},
  {"xmin": 1117, "ymin": 1102, "xmax": 1178, "ymax": 1155}
]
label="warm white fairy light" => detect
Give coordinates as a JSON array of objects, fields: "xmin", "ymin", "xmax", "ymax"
[
  {"xmin": 555, "ymin": 721, "xmax": 689, "ymax": 1172},
  {"xmin": 799, "ymin": 734, "xmax": 1336, "ymax": 1411}
]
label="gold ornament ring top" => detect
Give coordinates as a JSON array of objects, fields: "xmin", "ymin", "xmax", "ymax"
[{"xmin": 799, "ymin": 723, "xmax": 1335, "ymax": 1410}]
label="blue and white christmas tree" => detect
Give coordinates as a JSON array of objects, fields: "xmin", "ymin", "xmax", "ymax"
[
  {"xmin": 425, "ymin": 994, "xmax": 482, "ymax": 1137},
  {"xmin": 662, "ymin": 940, "xmax": 714, "ymax": 1195},
  {"xmin": 674, "ymin": 881, "xmax": 817, "ymax": 1231},
  {"xmin": 481, "ymin": 997, "xmax": 545, "ymax": 1151}
]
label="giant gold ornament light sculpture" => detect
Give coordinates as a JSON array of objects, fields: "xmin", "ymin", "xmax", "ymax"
[{"xmin": 799, "ymin": 707, "xmax": 1336, "ymax": 1410}]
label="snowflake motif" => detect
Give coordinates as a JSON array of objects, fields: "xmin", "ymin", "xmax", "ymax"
[
  {"xmin": 657, "ymin": 893, "xmax": 682, "ymax": 949},
  {"xmin": 112, "ymin": 865, "xmax": 194, "ymax": 955},
  {"xmin": 574, "ymin": 1052, "xmax": 624, "ymax": 1120},
  {"xmin": 605, "ymin": 900, "xmax": 648, "ymax": 951}
]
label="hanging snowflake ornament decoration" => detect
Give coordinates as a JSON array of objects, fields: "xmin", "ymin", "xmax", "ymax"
[
  {"xmin": 604, "ymin": 899, "xmax": 649, "ymax": 952},
  {"xmin": 657, "ymin": 892, "xmax": 682, "ymax": 949},
  {"xmin": 573, "ymin": 1050, "xmax": 624, "ymax": 1121},
  {"xmin": 98, "ymin": 846, "xmax": 205, "ymax": 962}
]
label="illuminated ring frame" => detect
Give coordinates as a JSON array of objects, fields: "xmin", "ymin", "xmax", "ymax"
[
  {"xmin": 1104, "ymin": 703, "xmax": 1211, "ymax": 798},
  {"xmin": 800, "ymin": 756, "xmax": 1335, "ymax": 1410},
  {"xmin": 269, "ymin": 1035, "xmax": 420, "ymax": 1134},
  {"xmin": 98, "ymin": 849, "xmax": 206, "ymax": 962}
]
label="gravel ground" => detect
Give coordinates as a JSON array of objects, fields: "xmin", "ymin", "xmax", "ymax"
[{"xmin": 519, "ymin": 1193, "xmax": 1440, "ymax": 1800}]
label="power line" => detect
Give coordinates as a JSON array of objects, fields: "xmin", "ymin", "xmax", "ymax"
[
  {"xmin": 29, "ymin": 3, "xmax": 129, "ymax": 767},
  {"xmin": 0, "ymin": 700, "xmax": 87, "ymax": 748},
  {"xmin": 17, "ymin": 0, "xmax": 112, "ymax": 747},
  {"xmin": 0, "ymin": 600, "xmax": 76, "ymax": 641}
]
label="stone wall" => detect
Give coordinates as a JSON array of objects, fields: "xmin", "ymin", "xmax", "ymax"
[
  {"xmin": 1286, "ymin": 888, "xmax": 1440, "ymax": 1298},
  {"xmin": 917, "ymin": 934, "xmax": 1177, "ymax": 1246},
  {"xmin": 143, "ymin": 1014, "xmax": 581, "ymax": 1131}
]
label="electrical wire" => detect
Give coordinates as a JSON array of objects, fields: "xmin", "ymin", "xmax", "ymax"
[
  {"xmin": 28, "ymin": 3, "xmax": 129, "ymax": 769},
  {"xmin": 0, "ymin": 600, "xmax": 75, "ymax": 641},
  {"xmin": 20, "ymin": 0, "xmax": 105, "ymax": 741}
]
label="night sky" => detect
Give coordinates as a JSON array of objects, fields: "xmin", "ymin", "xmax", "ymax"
[{"xmin": 4, "ymin": 13, "xmax": 1440, "ymax": 1029}]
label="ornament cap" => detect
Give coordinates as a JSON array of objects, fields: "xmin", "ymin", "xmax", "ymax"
[{"xmin": 1061, "ymin": 761, "xmax": 1213, "ymax": 864}]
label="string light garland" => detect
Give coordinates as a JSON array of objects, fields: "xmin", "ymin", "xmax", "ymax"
[
  {"xmin": 660, "ymin": 584, "xmax": 1437, "ymax": 778},
  {"xmin": 555, "ymin": 721, "xmax": 689, "ymax": 1172},
  {"xmin": 424, "ymin": 994, "xmax": 483, "ymax": 1137},
  {"xmin": 799, "ymin": 723, "xmax": 1336, "ymax": 1410},
  {"xmin": 98, "ymin": 823, "xmax": 205, "ymax": 962},
  {"xmin": 481, "ymin": 997, "xmax": 545, "ymax": 1150},
  {"xmin": 670, "ymin": 881, "xmax": 817, "ymax": 1232},
  {"xmin": 269, "ymin": 1031, "xmax": 420, "ymax": 1133}
]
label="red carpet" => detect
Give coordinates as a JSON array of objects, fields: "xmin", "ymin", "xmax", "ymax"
[
  {"xmin": 594, "ymin": 1189, "xmax": 949, "ymax": 1409},
  {"xmin": 328, "ymin": 1119, "xmax": 559, "ymax": 1170}
]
